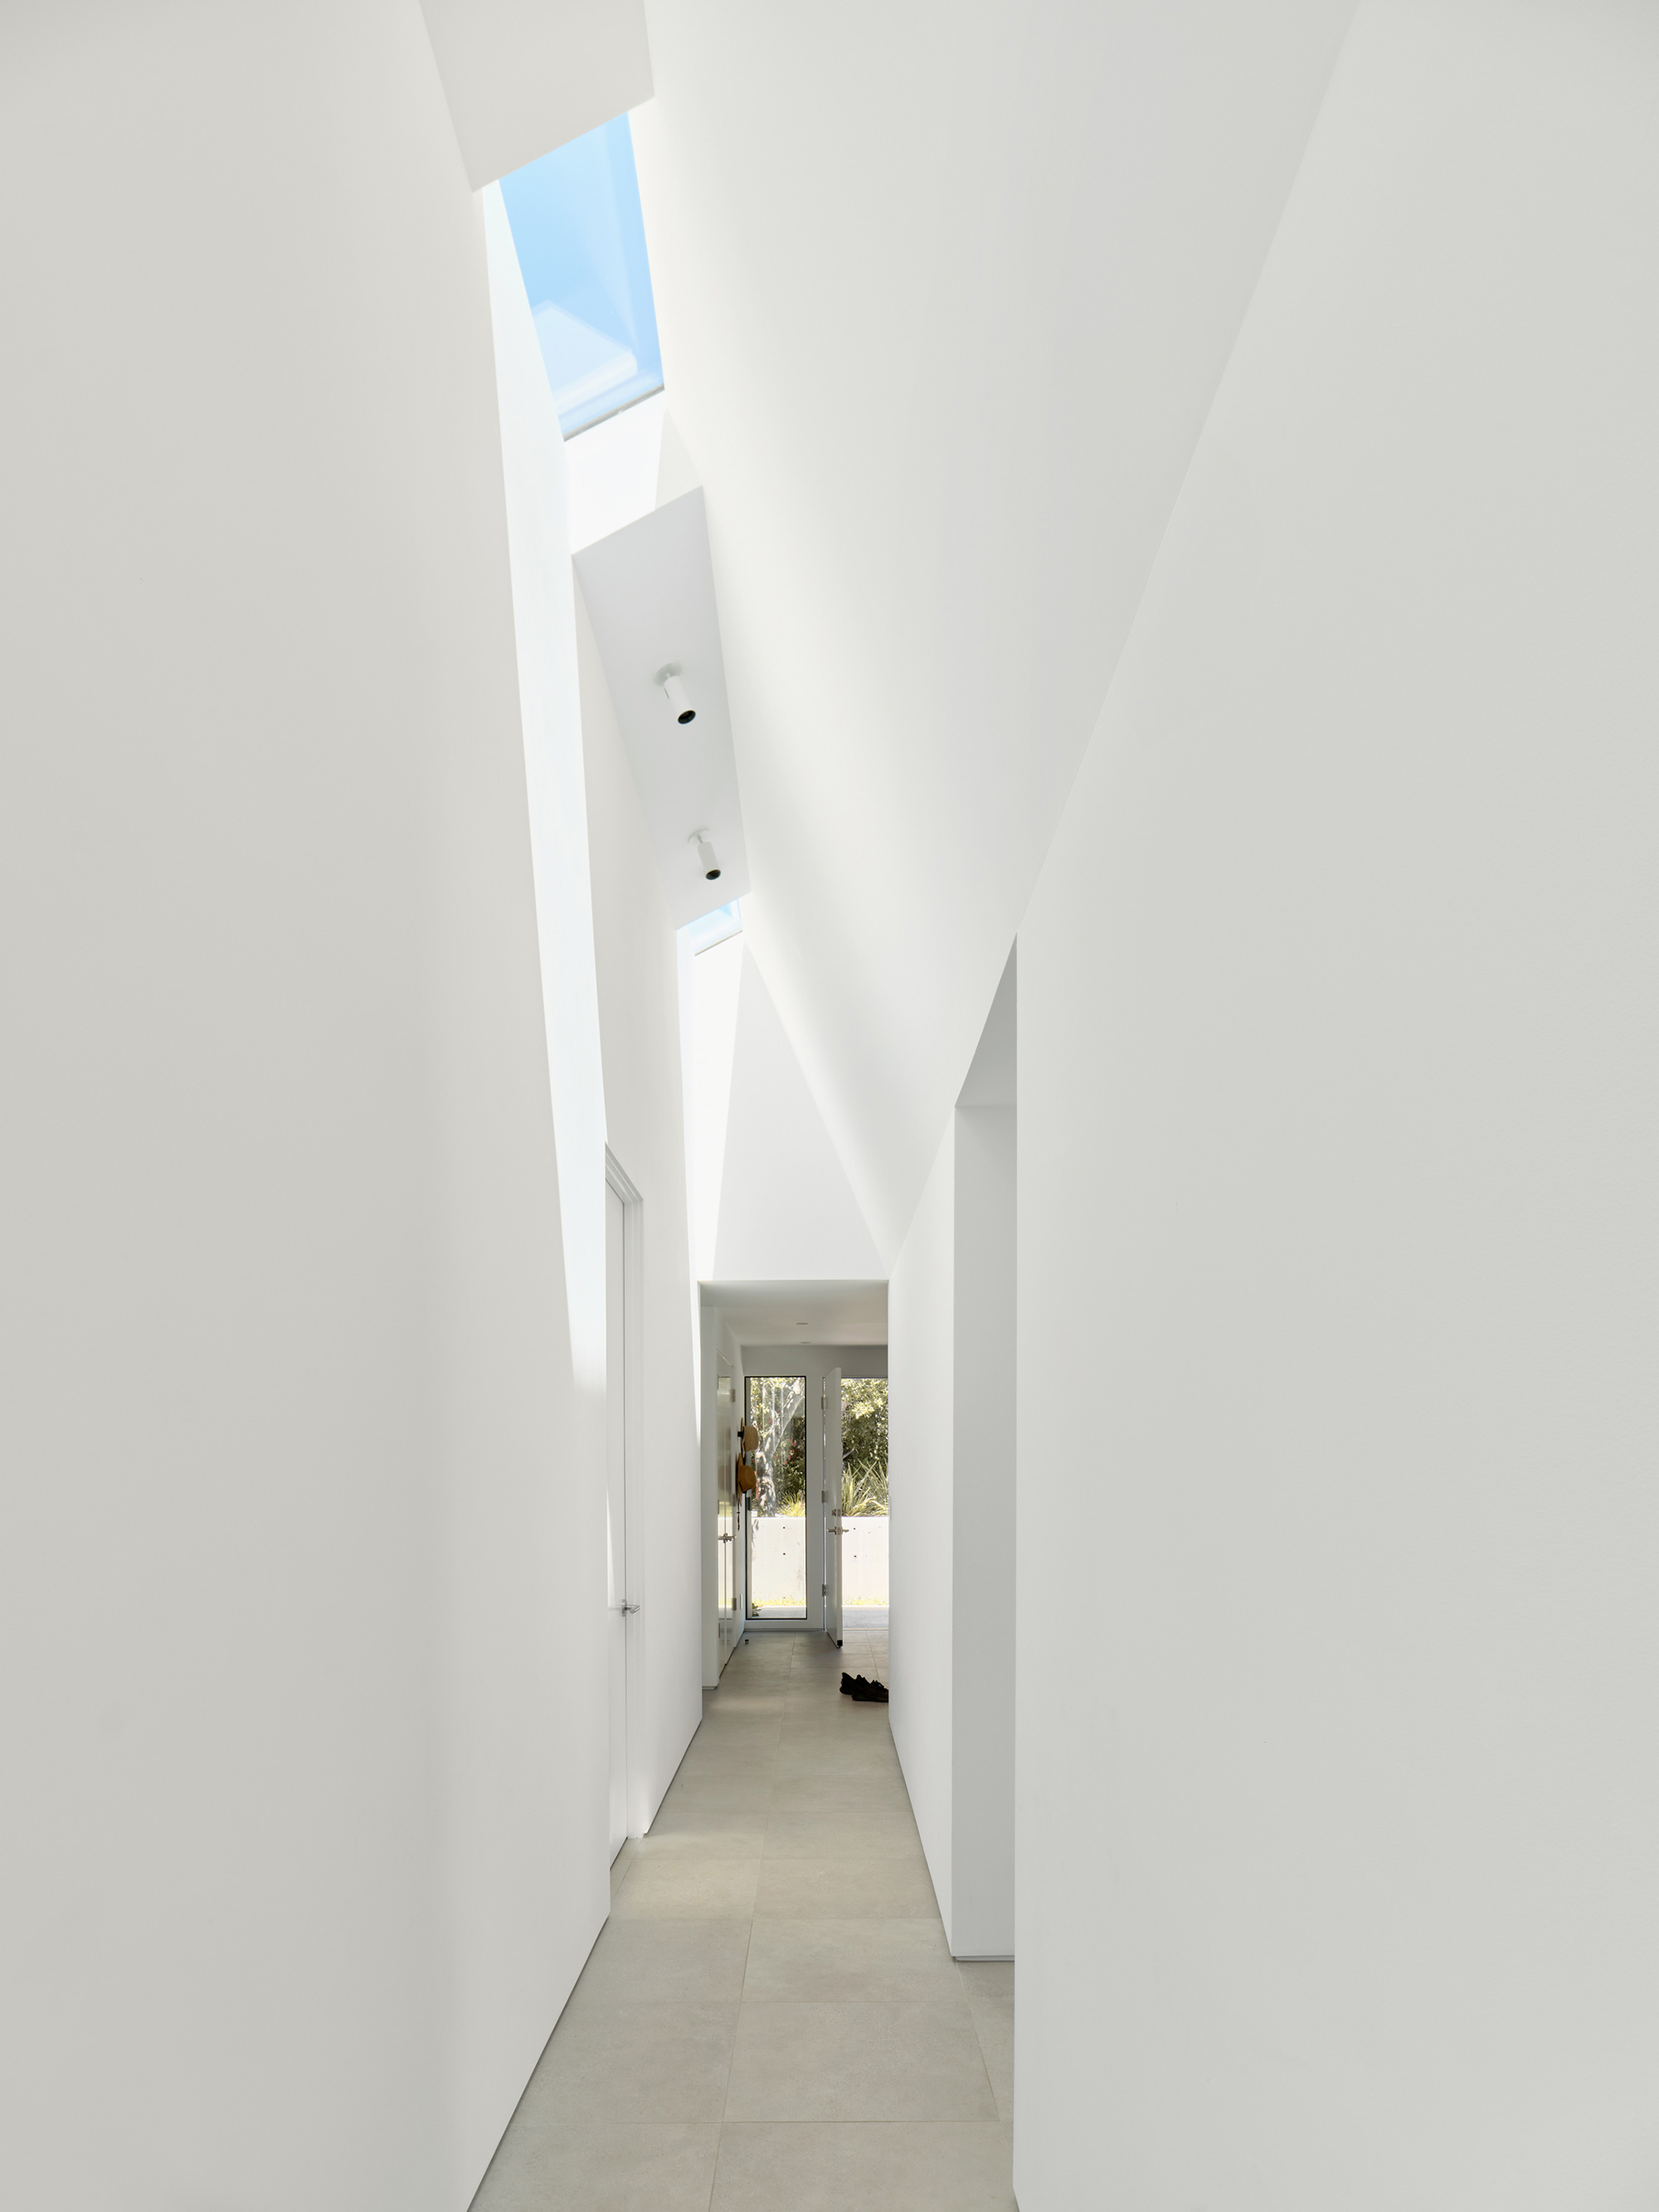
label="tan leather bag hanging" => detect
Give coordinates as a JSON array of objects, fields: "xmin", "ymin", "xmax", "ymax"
[{"xmin": 736, "ymin": 1422, "xmax": 760, "ymax": 1495}]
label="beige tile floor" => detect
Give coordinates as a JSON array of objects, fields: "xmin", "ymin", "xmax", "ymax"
[{"xmin": 472, "ymin": 1616, "xmax": 1015, "ymax": 2210}]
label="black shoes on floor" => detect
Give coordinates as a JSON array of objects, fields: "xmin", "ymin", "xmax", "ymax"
[{"xmin": 839, "ymin": 1672, "xmax": 889, "ymax": 1704}]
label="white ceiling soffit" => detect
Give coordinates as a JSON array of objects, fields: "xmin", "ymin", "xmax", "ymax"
[
  {"xmin": 630, "ymin": 0, "xmax": 1357, "ymax": 1262},
  {"xmin": 418, "ymin": 0, "xmax": 651, "ymax": 189},
  {"xmin": 574, "ymin": 489, "xmax": 751, "ymax": 927},
  {"xmin": 703, "ymin": 1280, "xmax": 889, "ymax": 1349}
]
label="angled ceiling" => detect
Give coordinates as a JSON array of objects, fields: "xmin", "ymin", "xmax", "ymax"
[
  {"xmin": 713, "ymin": 944, "xmax": 883, "ymax": 1281},
  {"xmin": 419, "ymin": 0, "xmax": 652, "ymax": 187},
  {"xmin": 630, "ymin": 0, "xmax": 1356, "ymax": 1261},
  {"xmin": 690, "ymin": 936, "xmax": 884, "ymax": 1282}
]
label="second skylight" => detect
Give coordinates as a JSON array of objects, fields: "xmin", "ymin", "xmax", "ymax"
[{"xmin": 499, "ymin": 114, "xmax": 664, "ymax": 438}]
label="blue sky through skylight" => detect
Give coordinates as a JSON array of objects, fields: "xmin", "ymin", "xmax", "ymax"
[
  {"xmin": 684, "ymin": 901, "xmax": 742, "ymax": 955},
  {"xmin": 499, "ymin": 114, "xmax": 663, "ymax": 438}
]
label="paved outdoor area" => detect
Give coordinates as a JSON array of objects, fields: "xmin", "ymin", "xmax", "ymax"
[{"xmin": 472, "ymin": 1618, "xmax": 1014, "ymax": 2210}]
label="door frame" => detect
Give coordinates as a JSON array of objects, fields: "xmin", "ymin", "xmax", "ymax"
[
  {"xmin": 822, "ymin": 1365, "xmax": 844, "ymax": 1647},
  {"xmin": 716, "ymin": 1354, "xmax": 738, "ymax": 1670},
  {"xmin": 741, "ymin": 1367, "xmax": 812, "ymax": 1627},
  {"xmin": 737, "ymin": 1344, "xmax": 888, "ymax": 1634},
  {"xmin": 605, "ymin": 1148, "xmax": 646, "ymax": 1837}
]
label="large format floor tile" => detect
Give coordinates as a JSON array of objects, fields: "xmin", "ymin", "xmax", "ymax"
[
  {"xmin": 641, "ymin": 1794, "xmax": 772, "ymax": 1855},
  {"xmin": 724, "ymin": 2001, "xmax": 998, "ymax": 2122},
  {"xmin": 672, "ymin": 1740, "xmax": 779, "ymax": 1782},
  {"xmin": 772, "ymin": 1736, "xmax": 902, "ymax": 1780},
  {"xmin": 712, "ymin": 2122, "xmax": 1015, "ymax": 2212},
  {"xmin": 958, "ymin": 1959, "xmax": 1014, "ymax": 2122},
  {"xmin": 608, "ymin": 1837, "xmax": 637, "ymax": 1905},
  {"xmin": 662, "ymin": 1767, "xmax": 776, "ymax": 1812},
  {"xmin": 478, "ymin": 2122, "xmax": 722, "ymax": 2212},
  {"xmin": 768, "ymin": 1769, "xmax": 910, "ymax": 1816},
  {"xmin": 742, "ymin": 1917, "xmax": 962, "ymax": 2004},
  {"xmin": 574, "ymin": 1917, "xmax": 752, "ymax": 2006},
  {"xmin": 761, "ymin": 1806, "xmax": 924, "ymax": 1860},
  {"xmin": 611, "ymin": 1854, "xmax": 761, "ymax": 1920},
  {"xmin": 513, "ymin": 2001, "xmax": 738, "ymax": 2124},
  {"xmin": 474, "ymin": 1622, "xmax": 1012, "ymax": 2205},
  {"xmin": 754, "ymin": 1853, "xmax": 941, "ymax": 1919}
]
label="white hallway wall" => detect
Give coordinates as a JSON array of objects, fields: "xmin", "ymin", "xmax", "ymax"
[
  {"xmin": 1016, "ymin": 3, "xmax": 1659, "ymax": 2205},
  {"xmin": 0, "ymin": 7, "xmax": 635, "ymax": 2207},
  {"xmin": 951, "ymin": 1103, "xmax": 1016, "ymax": 1956},
  {"xmin": 890, "ymin": 1125, "xmax": 959, "ymax": 1936},
  {"xmin": 889, "ymin": 1102, "xmax": 1016, "ymax": 1961},
  {"xmin": 575, "ymin": 576, "xmax": 705, "ymax": 1810}
]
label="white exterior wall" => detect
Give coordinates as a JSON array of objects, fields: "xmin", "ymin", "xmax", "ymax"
[
  {"xmin": 0, "ymin": 7, "xmax": 611, "ymax": 2208},
  {"xmin": 1015, "ymin": 4, "xmax": 1659, "ymax": 2205},
  {"xmin": 749, "ymin": 1518, "xmax": 807, "ymax": 1607},
  {"xmin": 575, "ymin": 580, "xmax": 704, "ymax": 1823},
  {"xmin": 840, "ymin": 1515, "xmax": 890, "ymax": 1606},
  {"xmin": 748, "ymin": 1515, "xmax": 885, "ymax": 1606}
]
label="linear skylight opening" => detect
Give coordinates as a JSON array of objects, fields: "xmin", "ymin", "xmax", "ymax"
[
  {"xmin": 683, "ymin": 900, "xmax": 743, "ymax": 956},
  {"xmin": 499, "ymin": 114, "xmax": 664, "ymax": 438}
]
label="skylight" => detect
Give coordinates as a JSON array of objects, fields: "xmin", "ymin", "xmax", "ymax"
[
  {"xmin": 683, "ymin": 900, "xmax": 743, "ymax": 956},
  {"xmin": 499, "ymin": 114, "xmax": 664, "ymax": 438}
]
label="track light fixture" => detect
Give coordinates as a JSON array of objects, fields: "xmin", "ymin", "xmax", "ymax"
[
  {"xmin": 688, "ymin": 829, "xmax": 721, "ymax": 882},
  {"xmin": 654, "ymin": 664, "xmax": 696, "ymax": 726}
]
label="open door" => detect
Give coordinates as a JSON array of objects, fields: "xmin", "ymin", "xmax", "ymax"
[
  {"xmin": 823, "ymin": 1364, "xmax": 844, "ymax": 1647},
  {"xmin": 715, "ymin": 1364, "xmax": 737, "ymax": 1670},
  {"xmin": 605, "ymin": 1179, "xmax": 630, "ymax": 1861}
]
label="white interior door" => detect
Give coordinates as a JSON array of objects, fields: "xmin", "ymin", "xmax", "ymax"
[
  {"xmin": 824, "ymin": 1365, "xmax": 844, "ymax": 1647},
  {"xmin": 605, "ymin": 1181, "xmax": 629, "ymax": 1860}
]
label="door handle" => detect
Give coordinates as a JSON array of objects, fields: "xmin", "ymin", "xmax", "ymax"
[{"xmin": 618, "ymin": 1601, "xmax": 639, "ymax": 1614}]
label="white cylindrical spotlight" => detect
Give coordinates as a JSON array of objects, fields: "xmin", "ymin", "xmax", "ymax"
[
  {"xmin": 659, "ymin": 668, "xmax": 696, "ymax": 725},
  {"xmin": 689, "ymin": 829, "xmax": 721, "ymax": 882}
]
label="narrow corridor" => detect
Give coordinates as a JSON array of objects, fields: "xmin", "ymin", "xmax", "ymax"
[{"xmin": 474, "ymin": 1621, "xmax": 1014, "ymax": 2209}]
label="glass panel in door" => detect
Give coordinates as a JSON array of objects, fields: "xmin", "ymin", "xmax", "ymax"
[
  {"xmin": 823, "ymin": 1367, "xmax": 844, "ymax": 1646},
  {"xmin": 605, "ymin": 1181, "xmax": 629, "ymax": 1860},
  {"xmin": 745, "ymin": 1374, "xmax": 807, "ymax": 1620},
  {"xmin": 716, "ymin": 1368, "xmax": 737, "ymax": 1667}
]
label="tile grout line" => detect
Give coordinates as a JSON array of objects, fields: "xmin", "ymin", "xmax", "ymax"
[{"xmin": 715, "ymin": 1647, "xmax": 771, "ymax": 2151}]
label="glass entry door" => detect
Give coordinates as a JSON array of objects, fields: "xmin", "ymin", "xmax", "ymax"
[
  {"xmin": 744, "ymin": 1374, "xmax": 807, "ymax": 1620},
  {"xmin": 822, "ymin": 1367, "xmax": 844, "ymax": 1646},
  {"xmin": 604, "ymin": 1181, "xmax": 629, "ymax": 1860},
  {"xmin": 716, "ymin": 1366, "xmax": 738, "ymax": 1666}
]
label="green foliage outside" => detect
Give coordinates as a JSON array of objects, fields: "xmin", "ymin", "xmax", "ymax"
[
  {"xmin": 745, "ymin": 1373, "xmax": 888, "ymax": 1518},
  {"xmin": 839, "ymin": 1378, "xmax": 888, "ymax": 1513},
  {"xmin": 747, "ymin": 1374, "xmax": 806, "ymax": 1514}
]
